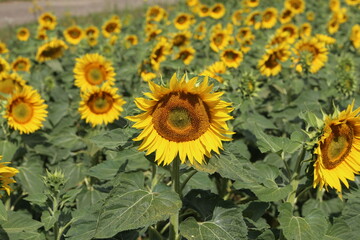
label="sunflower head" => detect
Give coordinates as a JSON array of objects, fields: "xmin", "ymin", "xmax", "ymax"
[
  {"xmin": 220, "ymin": 48, "xmax": 244, "ymax": 68},
  {"xmin": 124, "ymin": 34, "xmax": 139, "ymax": 48},
  {"xmin": 261, "ymin": 7, "xmax": 278, "ymax": 29},
  {"xmin": 127, "ymin": 73, "xmax": 234, "ymax": 165},
  {"xmin": 17, "ymin": 27, "xmax": 30, "ymax": 41},
  {"xmin": 11, "ymin": 57, "xmax": 31, "ymax": 72},
  {"xmin": 313, "ymin": 101, "xmax": 360, "ymax": 194},
  {"xmin": 38, "ymin": 12, "xmax": 57, "ymax": 30},
  {"xmin": 209, "ymin": 3, "xmax": 226, "ymax": 19},
  {"xmin": 196, "ymin": 4, "xmax": 210, "ymax": 17},
  {"xmin": 0, "ymin": 57, "xmax": 10, "ymax": 74},
  {"xmin": 0, "ymin": 72, "xmax": 27, "ymax": 99},
  {"xmin": 85, "ymin": 25, "xmax": 100, "ymax": 38},
  {"xmin": 174, "ymin": 13, "xmax": 195, "ymax": 30},
  {"xmin": 0, "ymin": 42, "xmax": 9, "ymax": 54},
  {"xmin": 36, "ymin": 39, "xmax": 68, "ymax": 62},
  {"xmin": 175, "ymin": 46, "xmax": 196, "ymax": 65},
  {"xmin": 102, "ymin": 17, "xmax": 122, "ymax": 38},
  {"xmin": 4, "ymin": 86, "xmax": 48, "ymax": 134},
  {"xmin": 0, "ymin": 156, "xmax": 19, "ymax": 195},
  {"xmin": 63, "ymin": 25, "xmax": 85, "ymax": 45}
]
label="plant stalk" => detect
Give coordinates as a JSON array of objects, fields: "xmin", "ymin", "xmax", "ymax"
[{"xmin": 169, "ymin": 157, "xmax": 180, "ymax": 240}]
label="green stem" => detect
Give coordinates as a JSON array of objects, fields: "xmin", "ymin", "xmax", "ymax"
[
  {"xmin": 180, "ymin": 169, "xmax": 197, "ymax": 192},
  {"xmin": 169, "ymin": 157, "xmax": 180, "ymax": 240}
]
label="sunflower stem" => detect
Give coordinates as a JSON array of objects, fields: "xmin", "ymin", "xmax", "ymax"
[
  {"xmin": 170, "ymin": 157, "xmax": 180, "ymax": 240},
  {"xmin": 180, "ymin": 169, "xmax": 197, "ymax": 192}
]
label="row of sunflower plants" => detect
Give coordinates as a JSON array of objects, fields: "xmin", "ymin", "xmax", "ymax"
[{"xmin": 0, "ymin": 0, "xmax": 360, "ymax": 239}]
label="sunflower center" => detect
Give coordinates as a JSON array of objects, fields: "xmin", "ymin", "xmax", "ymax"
[
  {"xmin": 321, "ymin": 123, "xmax": 353, "ymax": 169},
  {"xmin": 87, "ymin": 92, "xmax": 114, "ymax": 114},
  {"xmin": 15, "ymin": 61, "xmax": 26, "ymax": 71},
  {"xmin": 11, "ymin": 100, "xmax": 33, "ymax": 124},
  {"xmin": 152, "ymin": 92, "xmax": 210, "ymax": 142},
  {"xmin": 179, "ymin": 50, "xmax": 191, "ymax": 61},
  {"xmin": 85, "ymin": 64, "xmax": 106, "ymax": 85},
  {"xmin": 263, "ymin": 12, "xmax": 273, "ymax": 21},
  {"xmin": 0, "ymin": 64, "xmax": 4, "ymax": 72},
  {"xmin": 265, "ymin": 54, "xmax": 279, "ymax": 69},
  {"xmin": 106, "ymin": 23, "xmax": 117, "ymax": 33},
  {"xmin": 224, "ymin": 51, "xmax": 238, "ymax": 61},
  {"xmin": 214, "ymin": 34, "xmax": 224, "ymax": 45},
  {"xmin": 69, "ymin": 29, "xmax": 81, "ymax": 39},
  {"xmin": 213, "ymin": 6, "xmax": 221, "ymax": 13},
  {"xmin": 173, "ymin": 35, "xmax": 186, "ymax": 46},
  {"xmin": 41, "ymin": 46, "xmax": 63, "ymax": 58},
  {"xmin": 177, "ymin": 16, "xmax": 187, "ymax": 24}
]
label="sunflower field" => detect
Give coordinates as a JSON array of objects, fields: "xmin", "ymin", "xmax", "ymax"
[{"xmin": 0, "ymin": 0, "xmax": 360, "ymax": 239}]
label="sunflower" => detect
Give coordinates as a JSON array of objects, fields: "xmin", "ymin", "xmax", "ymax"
[
  {"xmin": 63, "ymin": 25, "xmax": 84, "ymax": 45},
  {"xmin": 87, "ymin": 36, "xmax": 98, "ymax": 47},
  {"xmin": 139, "ymin": 60, "xmax": 157, "ymax": 82},
  {"xmin": 345, "ymin": 0, "xmax": 360, "ymax": 5},
  {"xmin": 73, "ymin": 53, "xmax": 116, "ymax": 91},
  {"xmin": 174, "ymin": 46, "xmax": 196, "ymax": 65},
  {"xmin": 327, "ymin": 15, "xmax": 340, "ymax": 34},
  {"xmin": 11, "ymin": 57, "xmax": 31, "ymax": 72},
  {"xmin": 210, "ymin": 29, "xmax": 231, "ymax": 52},
  {"xmin": 17, "ymin": 27, "xmax": 30, "ymax": 41},
  {"xmin": 276, "ymin": 24, "xmax": 298, "ymax": 44},
  {"xmin": 306, "ymin": 11, "xmax": 315, "ymax": 21},
  {"xmin": 102, "ymin": 17, "xmax": 121, "ymax": 38},
  {"xmin": 350, "ymin": 24, "xmax": 360, "ymax": 49},
  {"xmin": 279, "ymin": 8, "xmax": 295, "ymax": 24},
  {"xmin": 232, "ymin": 10, "xmax": 243, "ymax": 26},
  {"xmin": 236, "ymin": 27, "xmax": 255, "ymax": 43},
  {"xmin": 293, "ymin": 37, "xmax": 328, "ymax": 73},
  {"xmin": 313, "ymin": 102, "xmax": 360, "ymax": 193},
  {"xmin": 284, "ymin": 0, "xmax": 305, "ymax": 14},
  {"xmin": 127, "ymin": 73, "xmax": 234, "ymax": 165},
  {"xmin": 35, "ymin": 39, "xmax": 68, "ymax": 62},
  {"xmin": 146, "ymin": 5, "xmax": 167, "ymax": 22},
  {"xmin": 200, "ymin": 61, "xmax": 227, "ymax": 83},
  {"xmin": 194, "ymin": 21, "xmax": 207, "ymax": 40},
  {"xmin": 258, "ymin": 44, "xmax": 290, "ymax": 76},
  {"xmin": 85, "ymin": 25, "xmax": 100, "ymax": 38},
  {"xmin": 245, "ymin": 0, "xmax": 260, "ymax": 8},
  {"xmin": 38, "ymin": 12, "xmax": 57, "ymax": 30},
  {"xmin": 186, "ymin": 0, "xmax": 199, "ymax": 7},
  {"xmin": 329, "ymin": 0, "xmax": 340, "ymax": 11},
  {"xmin": 0, "ymin": 72, "xmax": 27, "ymax": 99},
  {"xmin": 316, "ymin": 34, "xmax": 336, "ymax": 45},
  {"xmin": 0, "ymin": 57, "xmax": 10, "ymax": 74},
  {"xmin": 196, "ymin": 4, "xmax": 210, "ymax": 17},
  {"xmin": 261, "ymin": 7, "xmax": 278, "ymax": 29},
  {"xmin": 78, "ymin": 84, "xmax": 126, "ymax": 126},
  {"xmin": 124, "ymin": 34, "xmax": 139, "ymax": 48},
  {"xmin": 209, "ymin": 3, "xmax": 226, "ymax": 19},
  {"xmin": 245, "ymin": 11, "xmax": 262, "ymax": 30},
  {"xmin": 0, "ymin": 156, "xmax": 19, "ymax": 195},
  {"xmin": 4, "ymin": 86, "xmax": 48, "ymax": 134},
  {"xmin": 36, "ymin": 27, "xmax": 48, "ymax": 40},
  {"xmin": 145, "ymin": 24, "xmax": 163, "ymax": 42},
  {"xmin": 150, "ymin": 37, "xmax": 171, "ymax": 71},
  {"xmin": 0, "ymin": 41, "xmax": 9, "ymax": 54},
  {"xmin": 220, "ymin": 48, "xmax": 243, "ymax": 68},
  {"xmin": 171, "ymin": 31, "xmax": 192, "ymax": 48},
  {"xmin": 299, "ymin": 22, "xmax": 312, "ymax": 38},
  {"xmin": 174, "ymin": 13, "xmax": 195, "ymax": 30}
]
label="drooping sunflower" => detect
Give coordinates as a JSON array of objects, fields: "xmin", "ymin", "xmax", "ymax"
[
  {"xmin": 261, "ymin": 7, "xmax": 278, "ymax": 29},
  {"xmin": 38, "ymin": 12, "xmax": 57, "ymax": 30},
  {"xmin": 313, "ymin": 102, "xmax": 360, "ymax": 193},
  {"xmin": 78, "ymin": 84, "xmax": 126, "ymax": 126},
  {"xmin": 209, "ymin": 3, "xmax": 226, "ymax": 19},
  {"xmin": 327, "ymin": 14, "xmax": 341, "ymax": 34},
  {"xmin": 0, "ymin": 57, "xmax": 10, "ymax": 74},
  {"xmin": 4, "ymin": 86, "xmax": 48, "ymax": 134},
  {"xmin": 284, "ymin": 0, "xmax": 305, "ymax": 15},
  {"xmin": 11, "ymin": 57, "xmax": 31, "ymax": 72},
  {"xmin": 73, "ymin": 53, "xmax": 116, "ymax": 91},
  {"xmin": 17, "ymin": 27, "xmax": 30, "ymax": 41},
  {"xmin": 220, "ymin": 48, "xmax": 243, "ymax": 68},
  {"xmin": 102, "ymin": 17, "xmax": 122, "ymax": 38},
  {"xmin": 174, "ymin": 13, "xmax": 195, "ymax": 30},
  {"xmin": 63, "ymin": 25, "xmax": 85, "ymax": 45},
  {"xmin": 279, "ymin": 8, "xmax": 295, "ymax": 24},
  {"xmin": 0, "ymin": 41, "xmax": 9, "ymax": 54},
  {"xmin": 171, "ymin": 31, "xmax": 192, "ymax": 48},
  {"xmin": 350, "ymin": 24, "xmax": 360, "ymax": 49},
  {"xmin": 174, "ymin": 46, "xmax": 196, "ymax": 65},
  {"xmin": 127, "ymin": 73, "xmax": 234, "ymax": 165},
  {"xmin": 124, "ymin": 34, "xmax": 139, "ymax": 48},
  {"xmin": 0, "ymin": 72, "xmax": 27, "ymax": 99},
  {"xmin": 0, "ymin": 156, "xmax": 19, "ymax": 195},
  {"xmin": 293, "ymin": 37, "xmax": 328, "ymax": 73},
  {"xmin": 200, "ymin": 61, "xmax": 227, "ymax": 83},
  {"xmin": 87, "ymin": 36, "xmax": 98, "ymax": 47},
  {"xmin": 35, "ymin": 39, "xmax": 68, "ymax": 62},
  {"xmin": 150, "ymin": 37, "xmax": 172, "ymax": 71}
]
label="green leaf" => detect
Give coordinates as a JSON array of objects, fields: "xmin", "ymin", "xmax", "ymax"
[
  {"xmin": 67, "ymin": 172, "xmax": 182, "ymax": 239},
  {"xmin": 324, "ymin": 218, "xmax": 352, "ymax": 240},
  {"xmin": 0, "ymin": 211, "xmax": 44, "ymax": 240},
  {"xmin": 45, "ymin": 59, "xmax": 64, "ymax": 72},
  {"xmin": 0, "ymin": 200, "xmax": 7, "ymax": 221},
  {"xmin": 0, "ymin": 141, "xmax": 18, "ymax": 162},
  {"xmin": 278, "ymin": 202, "xmax": 328, "ymax": 240},
  {"xmin": 41, "ymin": 211, "xmax": 59, "ymax": 231},
  {"xmin": 88, "ymin": 128, "xmax": 133, "ymax": 150},
  {"xmin": 341, "ymin": 188, "xmax": 360, "ymax": 237},
  {"xmin": 180, "ymin": 207, "xmax": 248, "ymax": 240},
  {"xmin": 16, "ymin": 161, "xmax": 45, "ymax": 195}
]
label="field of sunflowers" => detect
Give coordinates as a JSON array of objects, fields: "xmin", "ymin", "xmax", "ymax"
[{"xmin": 0, "ymin": 0, "xmax": 360, "ymax": 239}]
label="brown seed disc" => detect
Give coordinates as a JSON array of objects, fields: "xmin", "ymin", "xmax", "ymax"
[{"xmin": 87, "ymin": 92, "xmax": 114, "ymax": 114}]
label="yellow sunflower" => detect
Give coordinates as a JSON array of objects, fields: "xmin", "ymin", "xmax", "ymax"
[
  {"xmin": 232, "ymin": 9, "xmax": 244, "ymax": 26},
  {"xmin": 124, "ymin": 34, "xmax": 139, "ymax": 48},
  {"xmin": 245, "ymin": 11, "xmax": 262, "ymax": 30},
  {"xmin": 329, "ymin": 0, "xmax": 340, "ymax": 12},
  {"xmin": 236, "ymin": 27, "xmax": 255, "ymax": 43},
  {"xmin": 35, "ymin": 39, "xmax": 68, "ymax": 62},
  {"xmin": 350, "ymin": 24, "xmax": 360, "ymax": 49},
  {"xmin": 146, "ymin": 5, "xmax": 167, "ymax": 22},
  {"xmin": 150, "ymin": 37, "xmax": 171, "ymax": 71},
  {"xmin": 139, "ymin": 60, "xmax": 157, "ymax": 82},
  {"xmin": 345, "ymin": 0, "xmax": 360, "ymax": 6},
  {"xmin": 36, "ymin": 27, "xmax": 48, "ymax": 40},
  {"xmin": 17, "ymin": 27, "xmax": 30, "ymax": 41},
  {"xmin": 85, "ymin": 26, "xmax": 100, "ymax": 38},
  {"xmin": 194, "ymin": 21, "xmax": 207, "ymax": 40},
  {"xmin": 0, "ymin": 57, "xmax": 10, "ymax": 74},
  {"xmin": 299, "ymin": 22, "xmax": 312, "ymax": 38},
  {"xmin": 0, "ymin": 72, "xmax": 27, "ymax": 99},
  {"xmin": 220, "ymin": 48, "xmax": 243, "ymax": 68},
  {"xmin": 258, "ymin": 44, "xmax": 290, "ymax": 77},
  {"xmin": 73, "ymin": 53, "xmax": 116, "ymax": 91},
  {"xmin": 200, "ymin": 61, "xmax": 227, "ymax": 83},
  {"xmin": 284, "ymin": 0, "xmax": 305, "ymax": 14},
  {"xmin": 0, "ymin": 156, "xmax": 19, "ymax": 195},
  {"xmin": 245, "ymin": 0, "xmax": 260, "ymax": 8},
  {"xmin": 63, "ymin": 25, "xmax": 85, "ymax": 45},
  {"xmin": 196, "ymin": 4, "xmax": 210, "ymax": 18},
  {"xmin": 78, "ymin": 84, "xmax": 126, "ymax": 126},
  {"xmin": 293, "ymin": 37, "xmax": 328, "ymax": 73},
  {"xmin": 87, "ymin": 36, "xmax": 98, "ymax": 47},
  {"xmin": 313, "ymin": 102, "xmax": 360, "ymax": 193},
  {"xmin": 102, "ymin": 17, "xmax": 121, "ymax": 38},
  {"xmin": 276, "ymin": 24, "xmax": 299, "ymax": 44},
  {"xmin": 174, "ymin": 46, "xmax": 196, "ymax": 65},
  {"xmin": 127, "ymin": 73, "xmax": 234, "ymax": 165},
  {"xmin": 209, "ymin": 3, "xmax": 226, "ymax": 19},
  {"xmin": 315, "ymin": 34, "xmax": 336, "ymax": 45},
  {"xmin": 174, "ymin": 13, "xmax": 195, "ymax": 30},
  {"xmin": 210, "ymin": 29, "xmax": 231, "ymax": 52},
  {"xmin": 4, "ymin": 86, "xmax": 48, "ymax": 134},
  {"xmin": 38, "ymin": 12, "xmax": 57, "ymax": 30},
  {"xmin": 261, "ymin": 7, "xmax": 278, "ymax": 29},
  {"xmin": 306, "ymin": 11, "xmax": 315, "ymax": 21},
  {"xmin": 0, "ymin": 41, "xmax": 9, "ymax": 54},
  {"xmin": 171, "ymin": 31, "xmax": 192, "ymax": 48},
  {"xmin": 11, "ymin": 57, "xmax": 31, "ymax": 72},
  {"xmin": 327, "ymin": 15, "xmax": 341, "ymax": 34},
  {"xmin": 279, "ymin": 8, "xmax": 295, "ymax": 24}
]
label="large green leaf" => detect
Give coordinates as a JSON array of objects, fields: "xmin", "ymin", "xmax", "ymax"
[
  {"xmin": 67, "ymin": 172, "xmax": 182, "ymax": 239},
  {"xmin": 180, "ymin": 207, "xmax": 248, "ymax": 240},
  {"xmin": 16, "ymin": 160, "xmax": 45, "ymax": 195},
  {"xmin": 88, "ymin": 128, "xmax": 134, "ymax": 150},
  {"xmin": 278, "ymin": 202, "xmax": 329, "ymax": 240},
  {"xmin": 0, "ymin": 141, "xmax": 18, "ymax": 162}
]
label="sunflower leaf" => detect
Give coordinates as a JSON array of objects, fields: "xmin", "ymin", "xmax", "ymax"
[
  {"xmin": 88, "ymin": 128, "xmax": 133, "ymax": 150},
  {"xmin": 180, "ymin": 207, "xmax": 248, "ymax": 240}
]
